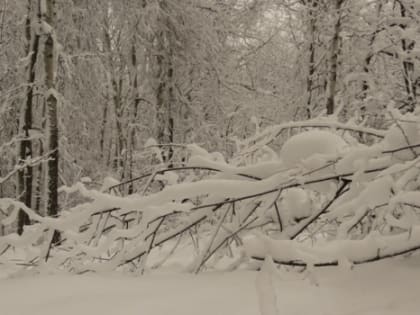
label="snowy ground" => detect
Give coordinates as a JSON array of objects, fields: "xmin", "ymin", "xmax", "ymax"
[{"xmin": 1, "ymin": 256, "xmax": 420, "ymax": 315}]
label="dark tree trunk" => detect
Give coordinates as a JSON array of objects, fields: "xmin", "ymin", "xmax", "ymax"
[
  {"xmin": 325, "ymin": 0, "xmax": 344, "ymax": 115},
  {"xmin": 44, "ymin": 0, "xmax": 60, "ymax": 242},
  {"xmin": 100, "ymin": 101, "xmax": 108, "ymax": 159},
  {"xmin": 35, "ymin": 101, "xmax": 46, "ymax": 214},
  {"xmin": 127, "ymin": 42, "xmax": 140, "ymax": 194},
  {"xmin": 17, "ymin": 0, "xmax": 41, "ymax": 234},
  {"xmin": 305, "ymin": 0, "xmax": 319, "ymax": 119},
  {"xmin": 155, "ymin": 30, "xmax": 175, "ymax": 165},
  {"xmin": 398, "ymin": 1, "xmax": 416, "ymax": 112}
]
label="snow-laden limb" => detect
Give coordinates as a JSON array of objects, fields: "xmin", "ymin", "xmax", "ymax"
[
  {"xmin": 1, "ymin": 115, "xmax": 420, "ymax": 273},
  {"xmin": 60, "ymin": 182, "xmax": 193, "ymax": 217},
  {"xmin": 0, "ymin": 183, "xmax": 197, "ymax": 271},
  {"xmin": 244, "ymin": 227, "xmax": 420, "ymax": 267},
  {"xmin": 0, "ymin": 131, "xmax": 44, "ymax": 155},
  {"xmin": 0, "ymin": 154, "xmax": 394, "ymax": 270},
  {"xmin": 327, "ymin": 176, "xmax": 393, "ymax": 221},
  {"xmin": 0, "ymin": 156, "xmax": 408, "ymax": 272},
  {"xmin": 188, "ymin": 155, "xmax": 285, "ymax": 180},
  {"xmin": 0, "ymin": 152, "xmax": 50, "ymax": 185},
  {"xmin": 109, "ymin": 118, "xmax": 389, "ymax": 195},
  {"xmin": 236, "ymin": 117, "xmax": 386, "ymax": 162},
  {"xmin": 238, "ymin": 114, "xmax": 420, "ymax": 268},
  {"xmin": 106, "ymin": 164, "xmax": 268, "ymax": 194},
  {"xmin": 390, "ymin": 191, "xmax": 420, "ymax": 209}
]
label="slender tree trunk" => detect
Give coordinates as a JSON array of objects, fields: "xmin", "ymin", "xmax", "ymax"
[
  {"xmin": 167, "ymin": 47, "xmax": 174, "ymax": 165},
  {"xmin": 355, "ymin": 1, "xmax": 384, "ymax": 135},
  {"xmin": 35, "ymin": 101, "xmax": 46, "ymax": 214},
  {"xmin": 103, "ymin": 23, "xmax": 125, "ymax": 173},
  {"xmin": 325, "ymin": 0, "xmax": 344, "ymax": 115},
  {"xmin": 99, "ymin": 101, "xmax": 108, "ymax": 159},
  {"xmin": 155, "ymin": 24, "xmax": 174, "ymax": 165},
  {"xmin": 127, "ymin": 42, "xmax": 140, "ymax": 194},
  {"xmin": 101, "ymin": 25, "xmax": 113, "ymax": 167},
  {"xmin": 44, "ymin": 0, "xmax": 59, "ymax": 242},
  {"xmin": 398, "ymin": 1, "xmax": 416, "ymax": 112},
  {"xmin": 113, "ymin": 76, "xmax": 125, "ymax": 174},
  {"xmin": 305, "ymin": 0, "xmax": 319, "ymax": 119}
]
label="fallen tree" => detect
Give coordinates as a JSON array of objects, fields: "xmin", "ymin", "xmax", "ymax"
[{"xmin": 1, "ymin": 110, "xmax": 420, "ymax": 274}]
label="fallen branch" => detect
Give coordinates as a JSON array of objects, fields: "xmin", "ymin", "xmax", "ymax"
[{"xmin": 246, "ymin": 226, "xmax": 420, "ymax": 268}]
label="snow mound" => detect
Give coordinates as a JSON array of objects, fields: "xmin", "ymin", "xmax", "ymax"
[{"xmin": 280, "ymin": 130, "xmax": 347, "ymax": 168}]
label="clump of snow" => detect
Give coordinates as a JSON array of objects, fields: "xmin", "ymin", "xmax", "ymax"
[
  {"xmin": 187, "ymin": 143, "xmax": 211, "ymax": 158},
  {"xmin": 144, "ymin": 138, "xmax": 158, "ymax": 147},
  {"xmin": 187, "ymin": 144, "xmax": 226, "ymax": 164},
  {"xmin": 279, "ymin": 130, "xmax": 349, "ymax": 194},
  {"xmin": 155, "ymin": 172, "xmax": 179, "ymax": 186},
  {"xmin": 80, "ymin": 176, "xmax": 92, "ymax": 184},
  {"xmin": 100, "ymin": 176, "xmax": 120, "ymax": 192},
  {"xmin": 280, "ymin": 188, "xmax": 312, "ymax": 223},
  {"xmin": 280, "ymin": 130, "xmax": 347, "ymax": 168},
  {"xmin": 335, "ymin": 144, "xmax": 384, "ymax": 174}
]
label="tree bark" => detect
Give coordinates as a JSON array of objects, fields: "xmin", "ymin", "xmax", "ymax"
[
  {"xmin": 17, "ymin": 0, "xmax": 41, "ymax": 234},
  {"xmin": 127, "ymin": 42, "xmax": 139, "ymax": 194},
  {"xmin": 155, "ymin": 9, "xmax": 175, "ymax": 165},
  {"xmin": 44, "ymin": 0, "xmax": 60, "ymax": 242},
  {"xmin": 398, "ymin": 1, "xmax": 417, "ymax": 112},
  {"xmin": 325, "ymin": 0, "xmax": 344, "ymax": 115},
  {"xmin": 99, "ymin": 101, "xmax": 108, "ymax": 159},
  {"xmin": 305, "ymin": 0, "xmax": 319, "ymax": 118}
]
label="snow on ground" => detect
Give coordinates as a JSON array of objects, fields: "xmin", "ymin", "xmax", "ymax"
[{"xmin": 1, "ymin": 256, "xmax": 420, "ymax": 315}]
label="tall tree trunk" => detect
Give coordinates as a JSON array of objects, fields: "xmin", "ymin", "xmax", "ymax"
[
  {"xmin": 355, "ymin": 2, "xmax": 383, "ymax": 141},
  {"xmin": 103, "ymin": 22, "xmax": 125, "ymax": 172},
  {"xmin": 17, "ymin": 0, "xmax": 40, "ymax": 234},
  {"xmin": 35, "ymin": 102, "xmax": 46, "ymax": 214},
  {"xmin": 398, "ymin": 1, "xmax": 416, "ymax": 112},
  {"xmin": 325, "ymin": 0, "xmax": 344, "ymax": 115},
  {"xmin": 305, "ymin": 0, "xmax": 319, "ymax": 119},
  {"xmin": 127, "ymin": 42, "xmax": 139, "ymax": 194},
  {"xmin": 155, "ymin": 22, "xmax": 175, "ymax": 165},
  {"xmin": 112, "ymin": 75, "xmax": 125, "ymax": 174},
  {"xmin": 44, "ymin": 0, "xmax": 59, "ymax": 242},
  {"xmin": 99, "ymin": 101, "xmax": 108, "ymax": 159}
]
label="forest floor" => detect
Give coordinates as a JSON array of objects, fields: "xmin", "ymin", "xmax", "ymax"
[{"xmin": 1, "ymin": 255, "xmax": 420, "ymax": 315}]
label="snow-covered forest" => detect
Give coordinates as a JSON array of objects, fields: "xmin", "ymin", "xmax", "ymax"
[{"xmin": 1, "ymin": 0, "xmax": 420, "ymax": 314}]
